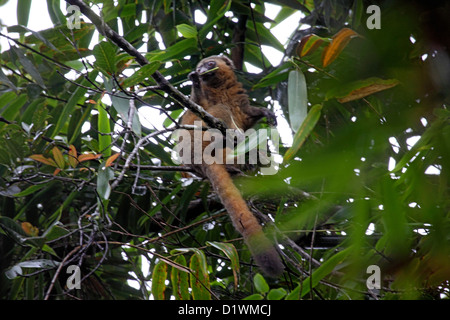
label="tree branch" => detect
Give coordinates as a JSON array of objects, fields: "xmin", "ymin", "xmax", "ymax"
[{"xmin": 65, "ymin": 0, "xmax": 227, "ymax": 133}]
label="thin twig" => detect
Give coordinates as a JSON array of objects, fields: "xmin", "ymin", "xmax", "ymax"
[{"xmin": 44, "ymin": 246, "xmax": 82, "ymax": 300}]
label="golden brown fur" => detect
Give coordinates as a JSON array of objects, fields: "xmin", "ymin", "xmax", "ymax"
[{"xmin": 180, "ymin": 56, "xmax": 283, "ymax": 277}]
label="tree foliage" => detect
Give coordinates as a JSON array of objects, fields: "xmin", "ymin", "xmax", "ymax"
[{"xmin": 0, "ymin": 0, "xmax": 449, "ymax": 300}]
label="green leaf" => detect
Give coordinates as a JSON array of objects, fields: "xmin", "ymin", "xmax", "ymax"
[
  {"xmin": 93, "ymin": 41, "xmax": 117, "ymax": 75},
  {"xmin": 0, "ymin": 94, "xmax": 28, "ymax": 131},
  {"xmin": 68, "ymin": 104, "xmax": 93, "ymax": 145},
  {"xmin": 97, "ymin": 165, "xmax": 114, "ymax": 200},
  {"xmin": 379, "ymin": 176, "xmax": 410, "ymax": 257},
  {"xmin": 176, "ymin": 24, "xmax": 198, "ymax": 39},
  {"xmin": 283, "ymin": 104, "xmax": 322, "ymax": 162},
  {"xmin": 0, "ymin": 67, "xmax": 17, "ymax": 91},
  {"xmin": 42, "ymin": 222, "xmax": 70, "ymax": 242},
  {"xmin": 287, "ymin": 247, "xmax": 351, "ymax": 299},
  {"xmin": 180, "ymin": 249, "xmax": 210, "ymax": 300},
  {"xmin": 47, "ymin": 0, "xmax": 66, "ymax": 25},
  {"xmin": 171, "ymin": 255, "xmax": 190, "ymax": 300},
  {"xmin": 207, "ymin": 241, "xmax": 240, "ymax": 288},
  {"xmin": 392, "ymin": 115, "xmax": 446, "ymax": 173},
  {"xmin": 119, "ymin": 3, "xmax": 136, "ymax": 18},
  {"xmin": 17, "ymin": 0, "xmax": 31, "ymax": 26},
  {"xmin": 31, "ymin": 103, "xmax": 49, "ymax": 131},
  {"xmin": 0, "ymin": 216, "xmax": 29, "ymax": 240},
  {"xmin": 23, "ymin": 22, "xmax": 94, "ymax": 61},
  {"xmin": 199, "ymin": 0, "xmax": 232, "ymax": 39},
  {"xmin": 288, "ymin": 69, "xmax": 308, "ymax": 132},
  {"xmin": 296, "ymin": 34, "xmax": 326, "ymax": 57},
  {"xmin": 97, "ymin": 102, "xmax": 112, "ymax": 157},
  {"xmin": 8, "ymin": 25, "xmax": 58, "ymax": 51},
  {"xmin": 13, "ymin": 184, "xmax": 46, "ymax": 197},
  {"xmin": 253, "ymin": 273, "xmax": 269, "ymax": 294},
  {"xmin": 148, "ymin": 38, "xmax": 197, "ymax": 63},
  {"xmin": 267, "ymin": 288, "xmax": 287, "ymax": 300},
  {"xmin": 104, "ymin": 77, "xmax": 142, "ymax": 137},
  {"xmin": 121, "ymin": 61, "xmax": 160, "ymax": 88},
  {"xmin": 273, "ymin": 6, "xmax": 297, "ymax": 25},
  {"xmin": 243, "ymin": 293, "xmax": 264, "ymax": 300},
  {"xmin": 162, "ymin": 109, "xmax": 183, "ymax": 128},
  {"xmin": 52, "ymin": 147, "xmax": 65, "ymax": 169},
  {"xmin": 253, "ymin": 63, "xmax": 290, "ymax": 89},
  {"xmin": 247, "ymin": 22, "xmax": 284, "ymax": 52},
  {"xmin": 151, "ymin": 261, "xmax": 168, "ymax": 300}
]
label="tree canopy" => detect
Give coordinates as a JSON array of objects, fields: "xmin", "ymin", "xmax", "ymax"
[{"xmin": 0, "ymin": 0, "xmax": 449, "ymax": 300}]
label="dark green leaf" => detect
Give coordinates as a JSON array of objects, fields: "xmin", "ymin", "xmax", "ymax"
[
  {"xmin": 0, "ymin": 67, "xmax": 17, "ymax": 91},
  {"xmin": 13, "ymin": 184, "xmax": 46, "ymax": 197},
  {"xmin": 10, "ymin": 46, "xmax": 45, "ymax": 88}
]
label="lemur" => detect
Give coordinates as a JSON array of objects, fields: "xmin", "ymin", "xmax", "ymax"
[{"xmin": 180, "ymin": 55, "xmax": 284, "ymax": 277}]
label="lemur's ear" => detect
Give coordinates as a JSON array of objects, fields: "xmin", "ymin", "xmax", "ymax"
[{"xmin": 220, "ymin": 55, "xmax": 235, "ymax": 69}]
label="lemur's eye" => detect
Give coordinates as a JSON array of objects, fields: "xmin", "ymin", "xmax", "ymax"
[{"xmin": 207, "ymin": 61, "xmax": 215, "ymax": 67}]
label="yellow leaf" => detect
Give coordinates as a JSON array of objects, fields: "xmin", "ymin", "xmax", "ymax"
[
  {"xmin": 53, "ymin": 168, "xmax": 61, "ymax": 176},
  {"xmin": 68, "ymin": 145, "xmax": 78, "ymax": 168},
  {"xmin": 337, "ymin": 81, "xmax": 399, "ymax": 103},
  {"xmin": 30, "ymin": 154, "xmax": 58, "ymax": 167},
  {"xmin": 326, "ymin": 77, "xmax": 400, "ymax": 103},
  {"xmin": 322, "ymin": 28, "xmax": 360, "ymax": 67},
  {"xmin": 78, "ymin": 153, "xmax": 102, "ymax": 163},
  {"xmin": 52, "ymin": 147, "xmax": 65, "ymax": 169},
  {"xmin": 21, "ymin": 222, "xmax": 39, "ymax": 236},
  {"xmin": 296, "ymin": 34, "xmax": 325, "ymax": 58},
  {"xmin": 105, "ymin": 153, "xmax": 120, "ymax": 167}
]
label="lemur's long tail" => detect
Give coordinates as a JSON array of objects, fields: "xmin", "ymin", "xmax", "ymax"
[{"xmin": 204, "ymin": 163, "xmax": 284, "ymax": 277}]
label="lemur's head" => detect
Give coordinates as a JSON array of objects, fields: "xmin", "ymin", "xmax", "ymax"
[{"xmin": 190, "ymin": 55, "xmax": 235, "ymax": 87}]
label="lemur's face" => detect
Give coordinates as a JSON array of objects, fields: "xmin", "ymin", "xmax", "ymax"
[{"xmin": 195, "ymin": 56, "xmax": 234, "ymax": 84}]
